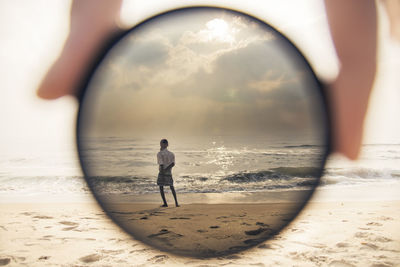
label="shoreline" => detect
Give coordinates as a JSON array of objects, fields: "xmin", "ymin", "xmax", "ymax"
[{"xmin": 1, "ymin": 181, "xmax": 399, "ymax": 204}]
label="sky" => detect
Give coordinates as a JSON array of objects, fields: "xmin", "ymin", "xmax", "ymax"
[
  {"xmin": 80, "ymin": 8, "xmax": 325, "ymax": 141},
  {"xmin": 0, "ymin": 0, "xmax": 399, "ymax": 162}
]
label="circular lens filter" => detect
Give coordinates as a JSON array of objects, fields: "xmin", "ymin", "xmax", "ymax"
[{"xmin": 77, "ymin": 7, "xmax": 331, "ymax": 258}]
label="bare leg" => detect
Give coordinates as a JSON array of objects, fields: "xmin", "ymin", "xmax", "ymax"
[
  {"xmin": 170, "ymin": 186, "xmax": 179, "ymax": 207},
  {"xmin": 159, "ymin": 186, "xmax": 168, "ymax": 207}
]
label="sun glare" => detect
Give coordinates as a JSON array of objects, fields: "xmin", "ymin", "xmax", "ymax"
[{"xmin": 205, "ymin": 18, "xmax": 233, "ymax": 43}]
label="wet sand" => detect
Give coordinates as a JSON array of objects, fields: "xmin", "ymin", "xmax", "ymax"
[{"xmin": 105, "ymin": 202, "xmax": 298, "ymax": 257}]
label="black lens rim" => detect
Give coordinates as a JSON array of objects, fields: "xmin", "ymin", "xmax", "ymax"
[{"xmin": 76, "ymin": 5, "xmax": 332, "ymax": 258}]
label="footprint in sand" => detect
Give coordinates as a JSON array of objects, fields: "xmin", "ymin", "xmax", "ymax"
[
  {"xmin": 229, "ymin": 245, "xmax": 248, "ymax": 251},
  {"xmin": 290, "ymin": 228, "xmax": 304, "ymax": 233},
  {"xmin": 367, "ymin": 222, "xmax": 383, "ymax": 226},
  {"xmin": 370, "ymin": 263, "xmax": 395, "ymax": 267},
  {"xmin": 354, "ymin": 232, "xmax": 370, "ymax": 238},
  {"xmin": 20, "ymin": 212, "xmax": 33, "ymax": 216},
  {"xmin": 293, "ymin": 241, "xmax": 327, "ymax": 249},
  {"xmin": 59, "ymin": 221, "xmax": 78, "ymax": 226},
  {"xmin": 169, "ymin": 217, "xmax": 190, "ymax": 220},
  {"xmin": 100, "ymin": 249, "xmax": 124, "ymax": 255},
  {"xmin": 59, "ymin": 221, "xmax": 79, "ymax": 231},
  {"xmin": 39, "ymin": 235, "xmax": 53, "ymax": 240},
  {"xmin": 149, "ymin": 211, "xmax": 166, "ymax": 216},
  {"xmin": 377, "ymin": 216, "xmax": 394, "ymax": 221},
  {"xmin": 148, "ymin": 229, "xmax": 169, "ymax": 237},
  {"xmin": 248, "ymin": 263, "xmax": 265, "ymax": 267},
  {"xmin": 257, "ymin": 244, "xmax": 272, "ymax": 249},
  {"xmin": 80, "ymin": 217, "xmax": 98, "ymax": 220},
  {"xmin": 373, "ymin": 236, "xmax": 393, "ymax": 243},
  {"xmin": 111, "ymin": 211, "xmax": 134, "ymax": 215},
  {"xmin": 147, "ymin": 229, "xmax": 183, "ymax": 246},
  {"xmin": 245, "ymin": 228, "xmax": 266, "ymax": 236},
  {"xmin": 336, "ymin": 242, "xmax": 350, "ymax": 248},
  {"xmin": 33, "ymin": 215, "xmax": 53, "ymax": 219},
  {"xmin": 354, "ymin": 232, "xmax": 392, "ymax": 243},
  {"xmin": 243, "ymin": 238, "xmax": 264, "ymax": 245},
  {"xmin": 24, "ymin": 243, "xmax": 38, "ymax": 247},
  {"xmin": 147, "ymin": 255, "xmax": 169, "ymax": 263},
  {"xmin": 148, "ymin": 229, "xmax": 183, "ymax": 239},
  {"xmin": 62, "ymin": 226, "xmax": 77, "ymax": 231},
  {"xmin": 361, "ymin": 242, "xmax": 379, "ymax": 250},
  {"xmin": 17, "ymin": 257, "xmax": 25, "ymax": 262},
  {"xmin": 0, "ymin": 258, "xmax": 11, "ymax": 266},
  {"xmin": 223, "ymin": 254, "xmax": 241, "ymax": 260},
  {"xmin": 329, "ymin": 260, "xmax": 356, "ymax": 267},
  {"xmin": 79, "ymin": 254, "xmax": 102, "ymax": 263}
]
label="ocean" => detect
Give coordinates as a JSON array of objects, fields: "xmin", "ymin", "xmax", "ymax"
[{"xmin": 0, "ymin": 137, "xmax": 399, "ymax": 202}]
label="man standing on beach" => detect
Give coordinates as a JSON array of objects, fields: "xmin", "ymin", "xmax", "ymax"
[{"xmin": 157, "ymin": 139, "xmax": 179, "ymax": 207}]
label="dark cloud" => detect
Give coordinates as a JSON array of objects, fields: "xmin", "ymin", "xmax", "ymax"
[{"xmin": 169, "ymin": 39, "xmax": 301, "ymax": 103}]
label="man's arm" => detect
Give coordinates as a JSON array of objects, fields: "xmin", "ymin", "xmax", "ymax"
[{"xmin": 164, "ymin": 162, "xmax": 175, "ymax": 171}]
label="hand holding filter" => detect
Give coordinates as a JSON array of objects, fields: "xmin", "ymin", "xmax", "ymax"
[{"xmin": 77, "ymin": 7, "xmax": 330, "ymax": 258}]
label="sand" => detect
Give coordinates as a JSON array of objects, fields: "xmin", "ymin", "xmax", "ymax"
[
  {"xmin": 1, "ymin": 188, "xmax": 400, "ymax": 266},
  {"xmin": 104, "ymin": 202, "xmax": 299, "ymax": 258}
]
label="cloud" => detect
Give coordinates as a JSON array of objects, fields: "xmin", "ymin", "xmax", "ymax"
[
  {"xmin": 168, "ymin": 39, "xmax": 293, "ymax": 103},
  {"xmin": 82, "ymin": 10, "xmax": 323, "ymax": 138}
]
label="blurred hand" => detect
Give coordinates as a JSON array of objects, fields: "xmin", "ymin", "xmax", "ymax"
[
  {"xmin": 37, "ymin": 0, "xmax": 378, "ymax": 160},
  {"xmin": 324, "ymin": 0, "xmax": 377, "ymax": 159},
  {"xmin": 37, "ymin": 0, "xmax": 122, "ymax": 99}
]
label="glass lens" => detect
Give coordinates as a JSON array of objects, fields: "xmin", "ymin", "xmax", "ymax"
[{"xmin": 77, "ymin": 7, "xmax": 330, "ymax": 258}]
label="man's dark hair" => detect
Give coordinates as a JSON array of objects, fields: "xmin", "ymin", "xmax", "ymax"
[{"xmin": 160, "ymin": 139, "xmax": 168, "ymax": 144}]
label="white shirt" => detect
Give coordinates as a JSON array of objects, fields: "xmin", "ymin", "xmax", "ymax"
[{"xmin": 157, "ymin": 148, "xmax": 175, "ymax": 169}]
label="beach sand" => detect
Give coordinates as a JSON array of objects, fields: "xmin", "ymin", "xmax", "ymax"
[
  {"xmin": 105, "ymin": 202, "xmax": 299, "ymax": 258},
  {"xmin": 1, "ymin": 186, "xmax": 400, "ymax": 267}
]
